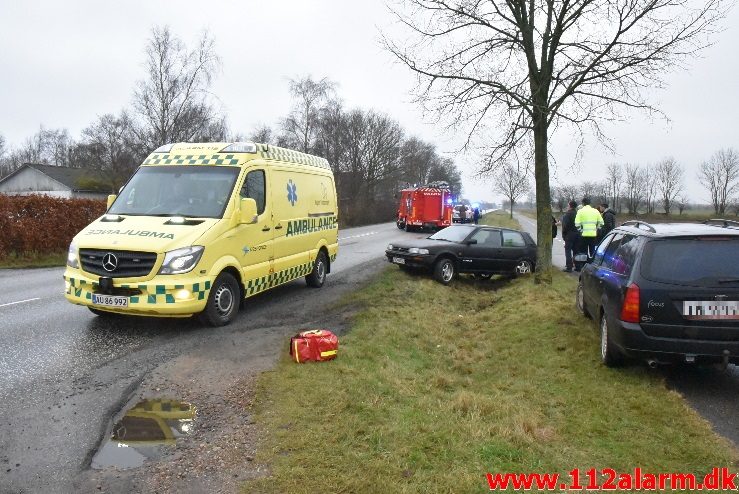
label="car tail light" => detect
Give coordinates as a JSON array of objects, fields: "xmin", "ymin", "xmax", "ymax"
[{"xmin": 621, "ymin": 283, "xmax": 640, "ymax": 323}]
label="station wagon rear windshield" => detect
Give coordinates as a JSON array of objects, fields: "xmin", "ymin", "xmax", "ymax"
[
  {"xmin": 641, "ymin": 237, "xmax": 739, "ymax": 285},
  {"xmin": 429, "ymin": 226, "xmax": 474, "ymax": 242},
  {"xmin": 109, "ymin": 166, "xmax": 240, "ymax": 218}
]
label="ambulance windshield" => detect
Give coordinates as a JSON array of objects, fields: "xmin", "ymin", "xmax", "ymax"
[{"xmin": 109, "ymin": 166, "xmax": 240, "ymax": 218}]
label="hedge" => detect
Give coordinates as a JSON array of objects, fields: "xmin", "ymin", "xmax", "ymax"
[{"xmin": 0, "ymin": 195, "xmax": 106, "ymax": 258}]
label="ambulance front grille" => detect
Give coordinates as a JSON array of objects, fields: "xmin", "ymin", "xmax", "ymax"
[{"xmin": 80, "ymin": 249, "xmax": 158, "ymax": 278}]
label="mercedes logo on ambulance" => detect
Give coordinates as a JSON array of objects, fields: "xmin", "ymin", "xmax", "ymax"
[{"xmin": 102, "ymin": 253, "xmax": 118, "ymax": 272}]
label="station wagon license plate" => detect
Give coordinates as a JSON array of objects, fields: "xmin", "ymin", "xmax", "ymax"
[
  {"xmin": 392, "ymin": 257, "xmax": 406, "ymax": 265},
  {"xmin": 683, "ymin": 301, "xmax": 739, "ymax": 320},
  {"xmin": 92, "ymin": 294, "xmax": 128, "ymax": 308}
]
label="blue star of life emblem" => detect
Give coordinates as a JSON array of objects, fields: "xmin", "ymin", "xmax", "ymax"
[{"xmin": 287, "ymin": 179, "xmax": 298, "ymax": 206}]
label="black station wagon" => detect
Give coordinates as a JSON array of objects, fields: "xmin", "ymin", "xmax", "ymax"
[
  {"xmin": 385, "ymin": 224, "xmax": 537, "ymax": 284},
  {"xmin": 577, "ymin": 220, "xmax": 739, "ymax": 367}
]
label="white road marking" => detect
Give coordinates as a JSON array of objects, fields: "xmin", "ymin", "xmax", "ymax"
[
  {"xmin": 0, "ymin": 298, "xmax": 40, "ymax": 308},
  {"xmin": 339, "ymin": 231, "xmax": 378, "ymax": 241}
]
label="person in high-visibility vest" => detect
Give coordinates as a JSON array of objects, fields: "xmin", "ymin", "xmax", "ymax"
[{"xmin": 574, "ymin": 197, "xmax": 604, "ymax": 271}]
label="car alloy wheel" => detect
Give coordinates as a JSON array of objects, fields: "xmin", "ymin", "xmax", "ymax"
[
  {"xmin": 515, "ymin": 260, "xmax": 532, "ymax": 275},
  {"xmin": 600, "ymin": 314, "xmax": 624, "ymax": 367},
  {"xmin": 433, "ymin": 258, "xmax": 456, "ymax": 285}
]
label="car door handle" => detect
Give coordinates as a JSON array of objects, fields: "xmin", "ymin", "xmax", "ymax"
[
  {"xmin": 274, "ymin": 225, "xmax": 283, "ymax": 230},
  {"xmin": 262, "ymin": 226, "xmax": 271, "ymax": 232}
]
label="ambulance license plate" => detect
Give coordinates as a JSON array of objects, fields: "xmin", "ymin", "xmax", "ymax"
[
  {"xmin": 392, "ymin": 257, "xmax": 406, "ymax": 265},
  {"xmin": 92, "ymin": 294, "xmax": 128, "ymax": 308}
]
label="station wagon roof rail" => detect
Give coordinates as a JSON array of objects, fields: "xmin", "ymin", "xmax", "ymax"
[
  {"xmin": 620, "ymin": 220, "xmax": 656, "ymax": 233},
  {"xmin": 703, "ymin": 218, "xmax": 739, "ymax": 229}
]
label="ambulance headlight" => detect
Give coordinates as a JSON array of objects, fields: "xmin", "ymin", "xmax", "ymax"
[
  {"xmin": 159, "ymin": 246, "xmax": 204, "ymax": 274},
  {"xmin": 408, "ymin": 248, "xmax": 429, "ymax": 255},
  {"xmin": 67, "ymin": 241, "xmax": 79, "ymax": 268}
]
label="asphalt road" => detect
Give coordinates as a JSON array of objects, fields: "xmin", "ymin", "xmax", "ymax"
[
  {"xmin": 513, "ymin": 211, "xmax": 567, "ymax": 269},
  {"xmin": 515, "ymin": 210, "xmax": 739, "ymax": 447},
  {"xmin": 0, "ymin": 222, "xmax": 419, "ymax": 494}
]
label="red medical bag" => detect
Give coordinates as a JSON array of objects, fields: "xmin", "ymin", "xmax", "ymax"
[{"xmin": 290, "ymin": 330, "xmax": 339, "ymax": 363}]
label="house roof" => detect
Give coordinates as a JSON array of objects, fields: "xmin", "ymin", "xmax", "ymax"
[{"xmin": 0, "ymin": 163, "xmax": 112, "ymax": 193}]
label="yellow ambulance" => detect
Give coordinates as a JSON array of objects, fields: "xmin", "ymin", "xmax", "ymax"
[{"xmin": 63, "ymin": 142, "xmax": 338, "ymax": 326}]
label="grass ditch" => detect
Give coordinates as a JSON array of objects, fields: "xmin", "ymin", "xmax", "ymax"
[
  {"xmin": 480, "ymin": 211, "xmax": 521, "ymax": 230},
  {"xmin": 246, "ymin": 270, "xmax": 737, "ymax": 493},
  {"xmin": 0, "ymin": 251, "xmax": 66, "ymax": 268}
]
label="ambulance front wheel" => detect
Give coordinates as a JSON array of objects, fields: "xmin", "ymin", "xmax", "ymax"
[
  {"xmin": 306, "ymin": 251, "xmax": 328, "ymax": 288},
  {"xmin": 199, "ymin": 272, "xmax": 240, "ymax": 326}
]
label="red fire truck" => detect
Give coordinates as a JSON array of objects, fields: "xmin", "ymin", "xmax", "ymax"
[{"xmin": 396, "ymin": 186, "xmax": 454, "ymax": 232}]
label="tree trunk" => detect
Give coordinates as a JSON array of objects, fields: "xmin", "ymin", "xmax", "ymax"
[
  {"xmin": 509, "ymin": 201, "xmax": 513, "ymax": 218},
  {"xmin": 533, "ymin": 114, "xmax": 552, "ymax": 284}
]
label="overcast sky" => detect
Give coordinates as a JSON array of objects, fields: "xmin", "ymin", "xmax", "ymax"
[{"xmin": 1, "ymin": 0, "xmax": 737, "ymax": 205}]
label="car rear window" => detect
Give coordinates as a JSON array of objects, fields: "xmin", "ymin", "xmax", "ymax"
[
  {"xmin": 502, "ymin": 231, "xmax": 525, "ymax": 247},
  {"xmin": 641, "ymin": 237, "xmax": 739, "ymax": 285}
]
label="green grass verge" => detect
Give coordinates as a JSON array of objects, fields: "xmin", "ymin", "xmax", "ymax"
[
  {"xmin": 480, "ymin": 211, "xmax": 521, "ymax": 230},
  {"xmin": 246, "ymin": 271, "xmax": 737, "ymax": 493},
  {"xmin": 0, "ymin": 252, "xmax": 66, "ymax": 268}
]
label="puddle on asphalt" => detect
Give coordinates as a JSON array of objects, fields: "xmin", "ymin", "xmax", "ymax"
[{"xmin": 91, "ymin": 398, "xmax": 196, "ymax": 470}]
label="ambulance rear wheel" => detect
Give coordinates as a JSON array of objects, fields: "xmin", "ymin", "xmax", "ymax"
[
  {"xmin": 306, "ymin": 251, "xmax": 328, "ymax": 288},
  {"xmin": 199, "ymin": 272, "xmax": 240, "ymax": 326}
]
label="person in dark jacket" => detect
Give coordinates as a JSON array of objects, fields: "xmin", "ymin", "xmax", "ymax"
[
  {"xmin": 560, "ymin": 200, "xmax": 578, "ymax": 272},
  {"xmin": 599, "ymin": 203, "xmax": 616, "ymax": 240}
]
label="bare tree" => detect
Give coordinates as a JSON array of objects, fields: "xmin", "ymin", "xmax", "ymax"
[
  {"xmin": 579, "ymin": 181, "xmax": 598, "ymax": 202},
  {"xmin": 551, "ymin": 186, "xmax": 566, "ymax": 213},
  {"xmin": 605, "ymin": 163, "xmax": 623, "ymax": 211},
  {"xmin": 133, "ymin": 26, "xmax": 223, "ymax": 149},
  {"xmin": 698, "ymin": 148, "xmax": 739, "ymax": 215},
  {"xmin": 249, "ymin": 125, "xmax": 274, "ymax": 144},
  {"xmin": 624, "ymin": 164, "xmax": 645, "ymax": 214},
  {"xmin": 495, "ymin": 163, "xmax": 531, "ymax": 218},
  {"xmin": 78, "ymin": 112, "xmax": 138, "ymax": 191},
  {"xmin": 282, "ymin": 76, "xmax": 336, "ymax": 153},
  {"xmin": 12, "ymin": 126, "xmax": 74, "ymax": 167},
  {"xmin": 643, "ymin": 165, "xmax": 658, "ymax": 214},
  {"xmin": 676, "ymin": 195, "xmax": 689, "ymax": 215},
  {"xmin": 559, "ymin": 184, "xmax": 579, "ymax": 204},
  {"xmin": 428, "ymin": 157, "xmax": 463, "ymax": 194},
  {"xmin": 655, "ymin": 157, "xmax": 684, "ymax": 215},
  {"xmin": 386, "ymin": 0, "xmax": 728, "ymax": 282}
]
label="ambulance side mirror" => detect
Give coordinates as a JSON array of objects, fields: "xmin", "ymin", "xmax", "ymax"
[
  {"xmin": 239, "ymin": 198, "xmax": 258, "ymax": 224},
  {"xmin": 107, "ymin": 194, "xmax": 117, "ymax": 209}
]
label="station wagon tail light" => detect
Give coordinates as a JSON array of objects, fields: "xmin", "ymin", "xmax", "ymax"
[
  {"xmin": 220, "ymin": 142, "xmax": 257, "ymax": 153},
  {"xmin": 621, "ymin": 283, "xmax": 640, "ymax": 323}
]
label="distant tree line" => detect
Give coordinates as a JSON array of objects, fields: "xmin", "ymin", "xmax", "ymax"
[
  {"xmin": 548, "ymin": 151, "xmax": 739, "ymax": 217},
  {"xmin": 0, "ymin": 26, "xmax": 462, "ymax": 227}
]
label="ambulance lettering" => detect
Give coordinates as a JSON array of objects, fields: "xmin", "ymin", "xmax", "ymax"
[
  {"xmin": 285, "ymin": 216, "xmax": 337, "ymax": 237},
  {"xmin": 84, "ymin": 229, "xmax": 175, "ymax": 240}
]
